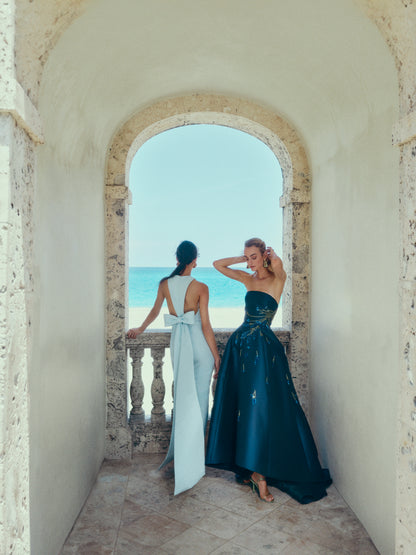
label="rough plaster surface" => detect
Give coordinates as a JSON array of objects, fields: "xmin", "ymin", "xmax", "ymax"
[
  {"xmin": 396, "ymin": 137, "xmax": 416, "ymax": 555},
  {"xmin": 105, "ymin": 184, "xmax": 132, "ymax": 459},
  {"xmin": 0, "ymin": 2, "xmax": 34, "ymax": 553},
  {"xmin": 15, "ymin": 0, "xmax": 90, "ymax": 105},
  {"xmin": 0, "ymin": 114, "xmax": 33, "ymax": 555}
]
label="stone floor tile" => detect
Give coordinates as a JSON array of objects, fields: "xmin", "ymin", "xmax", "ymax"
[
  {"xmin": 280, "ymin": 537, "xmax": 339, "ymax": 554},
  {"xmin": 192, "ymin": 476, "xmax": 248, "ymax": 508},
  {"xmin": 283, "ymin": 495, "xmax": 334, "ymax": 522},
  {"xmin": 61, "ymin": 540, "xmax": 115, "ymax": 554},
  {"xmin": 194, "ymin": 506, "xmax": 258, "ymax": 540},
  {"xmin": 116, "ymin": 530, "xmax": 174, "ymax": 555},
  {"xmin": 126, "ymin": 474, "xmax": 172, "ymax": 513},
  {"xmin": 210, "ymin": 541, "xmax": 257, "ymax": 554},
  {"xmin": 120, "ymin": 498, "xmax": 157, "ymax": 526},
  {"xmin": 261, "ymin": 504, "xmax": 317, "ymax": 537},
  {"xmin": 299, "ymin": 519, "xmax": 350, "ymax": 551},
  {"xmin": 99, "ymin": 458, "xmax": 133, "ymax": 477},
  {"xmin": 117, "ymin": 513, "xmax": 189, "ymax": 548},
  {"xmin": 63, "ymin": 520, "xmax": 118, "ymax": 551},
  {"xmin": 160, "ymin": 527, "xmax": 226, "ymax": 555},
  {"xmin": 157, "ymin": 492, "xmax": 220, "ymax": 526},
  {"xmin": 339, "ymin": 536, "xmax": 379, "ymax": 554},
  {"xmin": 232, "ymin": 519, "xmax": 298, "ymax": 553},
  {"xmin": 224, "ymin": 488, "xmax": 288, "ymax": 519}
]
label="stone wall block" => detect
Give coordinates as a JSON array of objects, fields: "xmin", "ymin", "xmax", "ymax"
[
  {"xmin": 292, "ymin": 246, "xmax": 310, "ymax": 275},
  {"xmin": 399, "ymin": 282, "xmax": 416, "ymax": 423},
  {"xmin": 399, "ymin": 141, "xmax": 416, "ymax": 282},
  {"xmin": 106, "ymin": 378, "xmax": 128, "ymax": 428},
  {"xmin": 107, "ymin": 351, "xmax": 127, "ymax": 381},
  {"xmin": 291, "ymin": 292, "xmax": 309, "ymax": 324},
  {"xmin": 131, "ymin": 422, "xmax": 172, "ymax": 454},
  {"xmin": 292, "ymin": 273, "xmax": 309, "ymax": 296},
  {"xmin": 291, "ymin": 203, "xmax": 310, "ymax": 246},
  {"xmin": 396, "ymin": 418, "xmax": 416, "ymax": 552},
  {"xmin": 105, "ymin": 427, "xmax": 132, "ymax": 459},
  {"xmin": 106, "ymin": 185, "xmax": 130, "ymax": 458},
  {"xmin": 0, "ymin": 113, "xmax": 33, "ymax": 554}
]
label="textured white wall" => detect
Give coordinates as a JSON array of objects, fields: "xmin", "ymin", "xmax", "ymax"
[
  {"xmin": 309, "ymin": 105, "xmax": 399, "ymax": 554},
  {"xmin": 29, "ymin": 150, "xmax": 106, "ymax": 554},
  {"xmin": 30, "ymin": 0, "xmax": 399, "ymax": 552}
]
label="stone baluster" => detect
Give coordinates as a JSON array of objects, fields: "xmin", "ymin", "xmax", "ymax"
[
  {"xmin": 129, "ymin": 346, "xmax": 145, "ymax": 423},
  {"xmin": 151, "ymin": 347, "xmax": 166, "ymax": 422}
]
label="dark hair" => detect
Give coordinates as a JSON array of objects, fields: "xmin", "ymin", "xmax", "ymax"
[
  {"xmin": 160, "ymin": 240, "xmax": 198, "ymax": 283},
  {"xmin": 244, "ymin": 237, "xmax": 266, "ymax": 255}
]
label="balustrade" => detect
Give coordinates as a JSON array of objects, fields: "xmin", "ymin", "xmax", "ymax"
[{"xmin": 126, "ymin": 329, "xmax": 290, "ymax": 453}]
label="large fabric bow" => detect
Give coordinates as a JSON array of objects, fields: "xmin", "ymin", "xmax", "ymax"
[{"xmin": 164, "ymin": 311, "xmax": 195, "ymax": 327}]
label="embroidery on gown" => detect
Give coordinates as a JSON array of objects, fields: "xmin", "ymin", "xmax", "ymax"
[{"xmin": 206, "ymin": 290, "xmax": 331, "ymax": 504}]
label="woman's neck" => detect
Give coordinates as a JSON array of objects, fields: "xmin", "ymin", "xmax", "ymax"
[
  {"xmin": 254, "ymin": 268, "xmax": 271, "ymax": 280},
  {"xmin": 180, "ymin": 263, "xmax": 194, "ymax": 276}
]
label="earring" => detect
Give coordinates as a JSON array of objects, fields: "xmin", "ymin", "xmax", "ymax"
[{"xmin": 263, "ymin": 259, "xmax": 269, "ymax": 268}]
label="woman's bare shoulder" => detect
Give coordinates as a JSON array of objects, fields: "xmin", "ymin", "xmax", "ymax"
[{"xmin": 192, "ymin": 279, "xmax": 209, "ymax": 294}]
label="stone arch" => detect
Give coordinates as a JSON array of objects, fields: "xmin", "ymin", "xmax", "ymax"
[{"xmin": 104, "ymin": 93, "xmax": 311, "ymax": 457}]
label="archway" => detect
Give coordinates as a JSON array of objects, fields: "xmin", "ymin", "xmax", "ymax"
[{"xmin": 104, "ymin": 93, "xmax": 312, "ymax": 458}]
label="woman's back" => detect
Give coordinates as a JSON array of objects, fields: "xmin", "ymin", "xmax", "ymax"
[{"xmin": 162, "ymin": 276, "xmax": 203, "ymax": 316}]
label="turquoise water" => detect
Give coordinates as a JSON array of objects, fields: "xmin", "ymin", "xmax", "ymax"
[{"xmin": 129, "ymin": 267, "xmax": 247, "ymax": 307}]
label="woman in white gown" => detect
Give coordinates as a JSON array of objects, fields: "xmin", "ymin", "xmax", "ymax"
[{"xmin": 127, "ymin": 241, "xmax": 220, "ymax": 494}]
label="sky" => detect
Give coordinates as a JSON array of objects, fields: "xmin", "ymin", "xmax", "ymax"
[{"xmin": 129, "ymin": 124, "xmax": 283, "ymax": 267}]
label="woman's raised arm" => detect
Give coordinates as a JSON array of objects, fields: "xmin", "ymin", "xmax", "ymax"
[
  {"xmin": 213, "ymin": 255, "xmax": 250, "ymax": 283},
  {"xmin": 265, "ymin": 247, "xmax": 286, "ymax": 282}
]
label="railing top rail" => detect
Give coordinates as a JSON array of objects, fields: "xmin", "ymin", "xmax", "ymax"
[{"xmin": 126, "ymin": 328, "xmax": 290, "ymax": 350}]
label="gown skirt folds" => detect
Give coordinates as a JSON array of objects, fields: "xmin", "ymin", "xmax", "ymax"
[
  {"xmin": 160, "ymin": 275, "xmax": 213, "ymax": 495},
  {"xmin": 206, "ymin": 290, "xmax": 331, "ymax": 504}
]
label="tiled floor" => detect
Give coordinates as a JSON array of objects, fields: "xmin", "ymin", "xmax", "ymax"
[{"xmin": 61, "ymin": 454, "xmax": 379, "ymax": 554}]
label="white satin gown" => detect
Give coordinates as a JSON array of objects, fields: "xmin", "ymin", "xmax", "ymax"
[{"xmin": 160, "ymin": 275, "xmax": 214, "ymax": 495}]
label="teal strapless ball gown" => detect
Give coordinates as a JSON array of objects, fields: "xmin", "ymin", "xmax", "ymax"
[{"xmin": 206, "ymin": 290, "xmax": 331, "ymax": 504}]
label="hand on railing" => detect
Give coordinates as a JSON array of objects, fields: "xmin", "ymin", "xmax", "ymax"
[{"xmin": 126, "ymin": 327, "xmax": 144, "ymax": 339}]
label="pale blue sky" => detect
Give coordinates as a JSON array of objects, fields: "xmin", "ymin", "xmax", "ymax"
[{"xmin": 129, "ymin": 124, "xmax": 283, "ymax": 267}]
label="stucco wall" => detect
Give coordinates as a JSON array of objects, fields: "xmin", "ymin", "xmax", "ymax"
[
  {"xmin": 29, "ymin": 150, "xmax": 106, "ymax": 554},
  {"xmin": 310, "ymin": 104, "xmax": 399, "ymax": 554}
]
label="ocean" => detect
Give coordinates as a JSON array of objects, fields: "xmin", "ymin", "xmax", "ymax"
[{"xmin": 129, "ymin": 267, "xmax": 247, "ymax": 308}]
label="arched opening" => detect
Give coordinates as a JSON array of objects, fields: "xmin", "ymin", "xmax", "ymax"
[
  {"xmin": 127, "ymin": 123, "xmax": 284, "ymax": 417},
  {"xmin": 128, "ymin": 123, "xmax": 284, "ymax": 330},
  {"xmin": 104, "ymin": 93, "xmax": 312, "ymax": 459}
]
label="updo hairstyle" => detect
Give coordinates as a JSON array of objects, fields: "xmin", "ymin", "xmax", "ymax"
[
  {"xmin": 244, "ymin": 237, "xmax": 266, "ymax": 254},
  {"xmin": 160, "ymin": 240, "xmax": 198, "ymax": 283}
]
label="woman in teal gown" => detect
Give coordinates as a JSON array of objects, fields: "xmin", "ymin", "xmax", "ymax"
[
  {"xmin": 206, "ymin": 238, "xmax": 331, "ymax": 504},
  {"xmin": 127, "ymin": 241, "xmax": 220, "ymax": 495}
]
